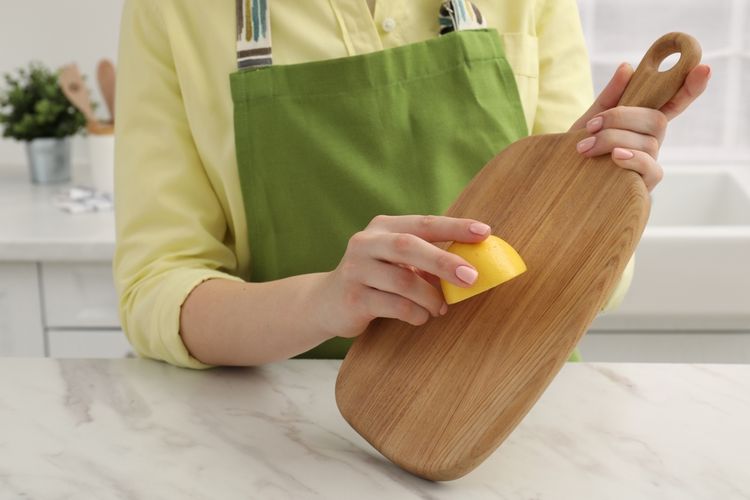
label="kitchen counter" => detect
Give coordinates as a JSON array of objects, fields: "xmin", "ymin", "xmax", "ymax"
[
  {"xmin": 0, "ymin": 165, "xmax": 114, "ymax": 261},
  {"xmin": 0, "ymin": 359, "xmax": 748, "ymax": 499}
]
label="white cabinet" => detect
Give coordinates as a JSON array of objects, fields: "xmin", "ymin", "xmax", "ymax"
[
  {"xmin": 0, "ymin": 263, "xmax": 45, "ymax": 356},
  {"xmin": 48, "ymin": 329, "xmax": 133, "ymax": 358},
  {"xmin": 40, "ymin": 263, "xmax": 120, "ymax": 328},
  {"xmin": 38, "ymin": 262, "xmax": 129, "ymax": 358},
  {"xmin": 0, "ymin": 261, "xmax": 129, "ymax": 359}
]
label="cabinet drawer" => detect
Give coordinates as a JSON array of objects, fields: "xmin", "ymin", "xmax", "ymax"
[
  {"xmin": 48, "ymin": 329, "xmax": 133, "ymax": 358},
  {"xmin": 41, "ymin": 263, "xmax": 120, "ymax": 328},
  {"xmin": 0, "ymin": 263, "xmax": 45, "ymax": 356}
]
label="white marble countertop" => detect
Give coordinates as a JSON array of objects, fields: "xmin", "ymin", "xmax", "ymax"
[
  {"xmin": 0, "ymin": 359, "xmax": 748, "ymax": 499},
  {"xmin": 0, "ymin": 165, "xmax": 114, "ymax": 261}
]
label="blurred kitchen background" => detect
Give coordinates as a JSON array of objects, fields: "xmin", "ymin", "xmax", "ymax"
[{"xmin": 0, "ymin": 1, "xmax": 748, "ymax": 362}]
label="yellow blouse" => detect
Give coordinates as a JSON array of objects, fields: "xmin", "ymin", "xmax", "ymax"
[{"xmin": 114, "ymin": 0, "xmax": 634, "ymax": 369}]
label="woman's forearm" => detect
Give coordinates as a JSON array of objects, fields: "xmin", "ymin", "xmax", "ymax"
[
  {"xmin": 179, "ymin": 274, "xmax": 332, "ymax": 366},
  {"xmin": 179, "ymin": 215, "xmax": 497, "ymax": 367}
]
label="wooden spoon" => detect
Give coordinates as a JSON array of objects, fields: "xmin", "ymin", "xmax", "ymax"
[
  {"xmin": 59, "ymin": 64, "xmax": 100, "ymax": 130},
  {"xmin": 335, "ymin": 32, "xmax": 702, "ymax": 481},
  {"xmin": 59, "ymin": 64, "xmax": 112, "ymax": 134},
  {"xmin": 96, "ymin": 59, "xmax": 116, "ymax": 123}
]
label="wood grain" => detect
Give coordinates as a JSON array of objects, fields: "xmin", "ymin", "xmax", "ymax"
[{"xmin": 335, "ymin": 33, "xmax": 702, "ymax": 481}]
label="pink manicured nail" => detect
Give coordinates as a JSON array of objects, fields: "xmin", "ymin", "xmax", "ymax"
[
  {"xmin": 469, "ymin": 222, "xmax": 491, "ymax": 235},
  {"xmin": 586, "ymin": 117, "xmax": 603, "ymax": 133},
  {"xmin": 440, "ymin": 303, "xmax": 448, "ymax": 315},
  {"xmin": 576, "ymin": 136, "xmax": 596, "ymax": 153},
  {"xmin": 613, "ymin": 148, "xmax": 634, "ymax": 160},
  {"xmin": 456, "ymin": 266, "xmax": 478, "ymax": 285}
]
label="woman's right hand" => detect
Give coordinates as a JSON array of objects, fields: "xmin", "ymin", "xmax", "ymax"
[{"xmin": 312, "ymin": 215, "xmax": 492, "ymax": 339}]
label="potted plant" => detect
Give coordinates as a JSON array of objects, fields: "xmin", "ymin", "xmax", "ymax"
[{"xmin": 0, "ymin": 62, "xmax": 86, "ymax": 184}]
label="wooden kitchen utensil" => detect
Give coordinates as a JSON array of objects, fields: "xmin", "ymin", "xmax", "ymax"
[
  {"xmin": 59, "ymin": 64, "xmax": 112, "ymax": 135},
  {"xmin": 96, "ymin": 59, "xmax": 116, "ymax": 122},
  {"xmin": 336, "ymin": 32, "xmax": 702, "ymax": 481}
]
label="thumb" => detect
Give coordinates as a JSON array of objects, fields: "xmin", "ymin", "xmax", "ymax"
[{"xmin": 568, "ymin": 62, "xmax": 634, "ymax": 131}]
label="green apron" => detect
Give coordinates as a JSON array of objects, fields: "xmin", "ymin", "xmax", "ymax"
[{"xmin": 230, "ymin": 2, "xmax": 581, "ymax": 362}]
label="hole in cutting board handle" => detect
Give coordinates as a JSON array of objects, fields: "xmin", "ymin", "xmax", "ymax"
[
  {"xmin": 658, "ymin": 52, "xmax": 681, "ymax": 72},
  {"xmin": 618, "ymin": 33, "xmax": 701, "ymax": 110}
]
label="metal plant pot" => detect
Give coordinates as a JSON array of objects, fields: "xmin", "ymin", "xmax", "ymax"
[{"xmin": 25, "ymin": 137, "xmax": 72, "ymax": 184}]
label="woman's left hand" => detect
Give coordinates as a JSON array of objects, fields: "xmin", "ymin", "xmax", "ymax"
[{"xmin": 569, "ymin": 62, "xmax": 711, "ymax": 191}]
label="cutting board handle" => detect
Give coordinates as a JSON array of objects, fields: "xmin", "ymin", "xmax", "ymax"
[{"xmin": 618, "ymin": 32, "xmax": 702, "ymax": 110}]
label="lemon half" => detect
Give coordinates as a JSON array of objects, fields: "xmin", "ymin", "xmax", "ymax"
[{"xmin": 440, "ymin": 235, "xmax": 527, "ymax": 305}]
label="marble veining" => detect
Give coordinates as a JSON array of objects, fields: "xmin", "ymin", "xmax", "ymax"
[{"xmin": 0, "ymin": 359, "xmax": 748, "ymax": 499}]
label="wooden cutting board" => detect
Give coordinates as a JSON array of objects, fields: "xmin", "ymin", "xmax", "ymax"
[{"xmin": 335, "ymin": 33, "xmax": 702, "ymax": 481}]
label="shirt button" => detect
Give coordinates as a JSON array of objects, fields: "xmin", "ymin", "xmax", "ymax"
[{"xmin": 381, "ymin": 17, "xmax": 397, "ymax": 32}]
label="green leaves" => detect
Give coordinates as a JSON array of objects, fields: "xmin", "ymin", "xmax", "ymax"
[{"xmin": 0, "ymin": 61, "xmax": 86, "ymax": 141}]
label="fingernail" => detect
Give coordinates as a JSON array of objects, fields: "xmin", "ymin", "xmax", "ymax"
[
  {"xmin": 440, "ymin": 302, "xmax": 448, "ymax": 315},
  {"xmin": 576, "ymin": 136, "xmax": 596, "ymax": 153},
  {"xmin": 613, "ymin": 147, "xmax": 634, "ymax": 160},
  {"xmin": 586, "ymin": 116, "xmax": 603, "ymax": 133},
  {"xmin": 456, "ymin": 266, "xmax": 478, "ymax": 285},
  {"xmin": 469, "ymin": 222, "xmax": 491, "ymax": 235}
]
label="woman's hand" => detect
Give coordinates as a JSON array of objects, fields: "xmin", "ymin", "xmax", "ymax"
[
  {"xmin": 312, "ymin": 215, "xmax": 492, "ymax": 339},
  {"xmin": 569, "ymin": 62, "xmax": 711, "ymax": 191}
]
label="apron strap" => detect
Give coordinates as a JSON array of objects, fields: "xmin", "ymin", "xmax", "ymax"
[
  {"xmin": 236, "ymin": 0, "xmax": 273, "ymax": 70},
  {"xmin": 235, "ymin": 0, "xmax": 487, "ymax": 70}
]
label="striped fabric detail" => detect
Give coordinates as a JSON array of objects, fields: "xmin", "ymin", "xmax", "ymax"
[
  {"xmin": 439, "ymin": 0, "xmax": 486, "ymax": 35},
  {"xmin": 236, "ymin": 1, "xmax": 487, "ymax": 69},
  {"xmin": 236, "ymin": 0, "xmax": 272, "ymax": 70}
]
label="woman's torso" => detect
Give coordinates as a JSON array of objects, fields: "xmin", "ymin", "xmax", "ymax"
[{"xmin": 155, "ymin": 0, "xmax": 564, "ymax": 282}]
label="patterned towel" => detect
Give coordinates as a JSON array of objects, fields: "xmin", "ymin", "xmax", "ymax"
[{"xmin": 439, "ymin": 0, "xmax": 487, "ymax": 35}]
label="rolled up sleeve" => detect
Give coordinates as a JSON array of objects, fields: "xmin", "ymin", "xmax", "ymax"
[{"xmin": 113, "ymin": 0, "xmax": 244, "ymax": 368}]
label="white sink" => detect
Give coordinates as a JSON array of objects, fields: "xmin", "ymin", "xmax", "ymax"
[
  {"xmin": 648, "ymin": 170, "xmax": 750, "ymax": 226},
  {"xmin": 591, "ymin": 166, "xmax": 750, "ymax": 330}
]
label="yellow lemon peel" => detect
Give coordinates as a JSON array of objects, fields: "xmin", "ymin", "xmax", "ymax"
[{"xmin": 441, "ymin": 235, "xmax": 527, "ymax": 305}]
